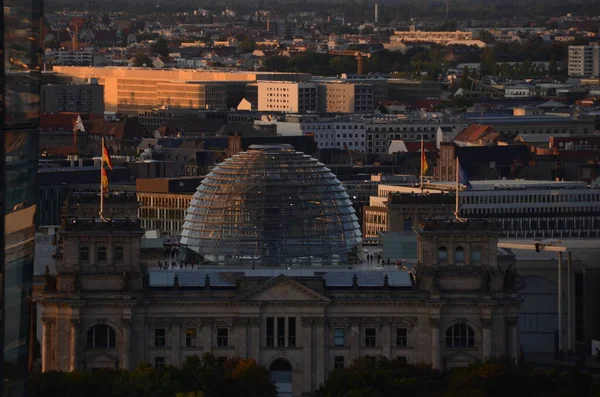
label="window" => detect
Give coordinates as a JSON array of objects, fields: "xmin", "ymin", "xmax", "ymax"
[
  {"xmin": 114, "ymin": 246, "xmax": 124, "ymax": 262},
  {"xmin": 334, "ymin": 356, "xmax": 345, "ymax": 369},
  {"xmin": 334, "ymin": 328, "xmax": 345, "ymax": 347},
  {"xmin": 86, "ymin": 324, "xmax": 116, "ymax": 349},
  {"xmin": 288, "ymin": 317, "xmax": 296, "ymax": 347},
  {"xmin": 217, "ymin": 328, "xmax": 229, "ymax": 347},
  {"xmin": 471, "ymin": 249, "xmax": 481, "ymax": 263},
  {"xmin": 403, "ymin": 217, "xmax": 413, "ymax": 231},
  {"xmin": 154, "ymin": 328, "xmax": 166, "ymax": 347},
  {"xmin": 365, "ymin": 328, "xmax": 376, "ymax": 347},
  {"xmin": 438, "ymin": 246, "xmax": 448, "ymax": 263},
  {"xmin": 97, "ymin": 246, "xmax": 107, "ymax": 262},
  {"xmin": 446, "ymin": 324, "xmax": 475, "ymax": 348},
  {"xmin": 396, "ymin": 328, "xmax": 408, "ymax": 347},
  {"xmin": 277, "ymin": 317, "xmax": 285, "ymax": 347},
  {"xmin": 80, "ymin": 246, "xmax": 89, "ymax": 262},
  {"xmin": 455, "ymin": 246, "xmax": 465, "ymax": 263},
  {"xmin": 154, "ymin": 356, "xmax": 165, "ymax": 369},
  {"xmin": 266, "ymin": 317, "xmax": 275, "ymax": 347},
  {"xmin": 186, "ymin": 328, "xmax": 197, "ymax": 347}
]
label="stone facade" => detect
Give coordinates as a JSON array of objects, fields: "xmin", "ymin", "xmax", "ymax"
[{"xmin": 35, "ymin": 194, "xmax": 521, "ymax": 397}]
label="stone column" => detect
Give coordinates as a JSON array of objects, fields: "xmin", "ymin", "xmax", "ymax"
[
  {"xmin": 42, "ymin": 317, "xmax": 54, "ymax": 372},
  {"xmin": 465, "ymin": 244, "xmax": 472, "ymax": 265},
  {"xmin": 203, "ymin": 318, "xmax": 213, "ymax": 355},
  {"xmin": 481, "ymin": 317, "xmax": 492, "ymax": 360},
  {"xmin": 284, "ymin": 316, "xmax": 289, "ymax": 347},
  {"xmin": 301, "ymin": 317, "xmax": 313, "ymax": 395},
  {"xmin": 350, "ymin": 317, "xmax": 360, "ymax": 364},
  {"xmin": 314, "ymin": 318, "xmax": 326, "ymax": 389},
  {"xmin": 69, "ymin": 319, "xmax": 80, "ymax": 371},
  {"xmin": 430, "ymin": 317, "xmax": 441, "ymax": 369},
  {"xmin": 172, "ymin": 320, "xmax": 181, "ymax": 367},
  {"xmin": 274, "ymin": 316, "xmax": 279, "ymax": 348},
  {"xmin": 250, "ymin": 318, "xmax": 260, "ymax": 361},
  {"xmin": 382, "ymin": 319, "xmax": 392, "ymax": 358},
  {"xmin": 506, "ymin": 316, "xmax": 519, "ymax": 361},
  {"xmin": 236, "ymin": 318, "xmax": 248, "ymax": 358},
  {"xmin": 90, "ymin": 241, "xmax": 97, "ymax": 266},
  {"xmin": 122, "ymin": 318, "xmax": 132, "ymax": 370},
  {"xmin": 107, "ymin": 240, "xmax": 114, "ymax": 268}
]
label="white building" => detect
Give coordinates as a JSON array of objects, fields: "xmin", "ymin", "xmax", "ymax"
[{"xmin": 568, "ymin": 45, "xmax": 600, "ymax": 77}]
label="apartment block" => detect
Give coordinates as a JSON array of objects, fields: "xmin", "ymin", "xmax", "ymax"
[
  {"xmin": 568, "ymin": 45, "xmax": 600, "ymax": 77},
  {"xmin": 41, "ymin": 83, "xmax": 105, "ymax": 116}
]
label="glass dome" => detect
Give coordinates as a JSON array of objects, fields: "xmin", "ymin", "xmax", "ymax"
[{"xmin": 180, "ymin": 144, "xmax": 362, "ymax": 266}]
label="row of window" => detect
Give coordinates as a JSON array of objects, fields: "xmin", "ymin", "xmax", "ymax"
[
  {"xmin": 463, "ymin": 192, "xmax": 600, "ymax": 204},
  {"xmin": 86, "ymin": 324, "xmax": 475, "ymax": 352},
  {"xmin": 80, "ymin": 246, "xmax": 123, "ymax": 263},
  {"xmin": 438, "ymin": 246, "xmax": 481, "ymax": 263}
]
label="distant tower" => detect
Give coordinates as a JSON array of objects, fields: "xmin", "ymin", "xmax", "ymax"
[{"xmin": 374, "ymin": 1, "xmax": 379, "ymax": 24}]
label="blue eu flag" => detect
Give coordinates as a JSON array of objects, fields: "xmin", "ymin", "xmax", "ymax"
[{"xmin": 458, "ymin": 162, "xmax": 472, "ymax": 191}]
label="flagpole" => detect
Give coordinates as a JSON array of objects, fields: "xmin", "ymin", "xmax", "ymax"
[
  {"xmin": 420, "ymin": 136, "xmax": 424, "ymax": 191},
  {"xmin": 455, "ymin": 157, "xmax": 459, "ymax": 220},
  {"xmin": 100, "ymin": 137, "xmax": 104, "ymax": 219}
]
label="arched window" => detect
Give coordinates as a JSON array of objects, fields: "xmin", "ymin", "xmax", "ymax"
[
  {"xmin": 114, "ymin": 246, "xmax": 124, "ymax": 262},
  {"xmin": 438, "ymin": 246, "xmax": 448, "ymax": 263},
  {"xmin": 80, "ymin": 246, "xmax": 90, "ymax": 262},
  {"xmin": 455, "ymin": 246, "xmax": 465, "ymax": 263},
  {"xmin": 446, "ymin": 323, "xmax": 475, "ymax": 348},
  {"xmin": 97, "ymin": 246, "xmax": 107, "ymax": 262},
  {"xmin": 86, "ymin": 324, "xmax": 116, "ymax": 349}
]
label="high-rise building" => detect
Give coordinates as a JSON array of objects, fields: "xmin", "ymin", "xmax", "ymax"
[
  {"xmin": 568, "ymin": 45, "xmax": 600, "ymax": 77},
  {"xmin": 1, "ymin": 0, "xmax": 42, "ymax": 395}
]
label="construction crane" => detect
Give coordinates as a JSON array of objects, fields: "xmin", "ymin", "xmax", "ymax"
[{"xmin": 328, "ymin": 50, "xmax": 372, "ymax": 75}]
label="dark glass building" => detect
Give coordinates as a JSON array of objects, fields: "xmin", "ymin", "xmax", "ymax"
[
  {"xmin": 0, "ymin": 0, "xmax": 42, "ymax": 394},
  {"xmin": 180, "ymin": 145, "xmax": 362, "ymax": 266}
]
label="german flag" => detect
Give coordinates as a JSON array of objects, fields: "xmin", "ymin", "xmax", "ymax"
[
  {"xmin": 421, "ymin": 145, "xmax": 429, "ymax": 175},
  {"xmin": 102, "ymin": 145, "xmax": 114, "ymax": 170},
  {"xmin": 101, "ymin": 167, "xmax": 109, "ymax": 194}
]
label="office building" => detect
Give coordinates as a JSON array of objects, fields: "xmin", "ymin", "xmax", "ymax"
[
  {"xmin": 41, "ymin": 83, "xmax": 105, "ymax": 116},
  {"xmin": 257, "ymin": 82, "xmax": 318, "ymax": 113},
  {"xmin": 568, "ymin": 45, "xmax": 600, "ymax": 77},
  {"xmin": 44, "ymin": 48, "xmax": 96, "ymax": 66},
  {"xmin": 52, "ymin": 67, "xmax": 311, "ymax": 114},
  {"xmin": 390, "ymin": 29, "xmax": 473, "ymax": 45},
  {"xmin": 301, "ymin": 116, "xmax": 367, "ymax": 152},
  {"xmin": 136, "ymin": 177, "xmax": 202, "ymax": 238},
  {"xmin": 1, "ymin": 0, "xmax": 42, "ymax": 395},
  {"xmin": 317, "ymin": 82, "xmax": 375, "ymax": 114},
  {"xmin": 368, "ymin": 181, "xmax": 600, "ymax": 239},
  {"xmin": 388, "ymin": 79, "xmax": 443, "ymax": 103}
]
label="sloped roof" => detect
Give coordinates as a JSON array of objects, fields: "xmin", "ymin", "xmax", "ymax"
[{"xmin": 454, "ymin": 124, "xmax": 496, "ymax": 143}]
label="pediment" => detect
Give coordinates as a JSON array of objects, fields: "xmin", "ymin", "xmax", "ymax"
[{"xmin": 233, "ymin": 275, "xmax": 330, "ymax": 303}]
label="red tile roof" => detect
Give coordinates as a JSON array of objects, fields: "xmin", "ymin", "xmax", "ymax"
[{"xmin": 454, "ymin": 124, "xmax": 496, "ymax": 143}]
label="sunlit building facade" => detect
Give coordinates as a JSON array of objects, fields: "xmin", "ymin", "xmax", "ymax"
[{"xmin": 1, "ymin": 0, "xmax": 42, "ymax": 395}]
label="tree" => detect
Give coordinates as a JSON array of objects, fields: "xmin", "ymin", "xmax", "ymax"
[
  {"xmin": 238, "ymin": 37, "xmax": 256, "ymax": 54},
  {"xmin": 152, "ymin": 37, "xmax": 170, "ymax": 57},
  {"xmin": 460, "ymin": 66, "xmax": 470, "ymax": 89},
  {"xmin": 133, "ymin": 52, "xmax": 154, "ymax": 67},
  {"xmin": 262, "ymin": 55, "xmax": 289, "ymax": 71}
]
